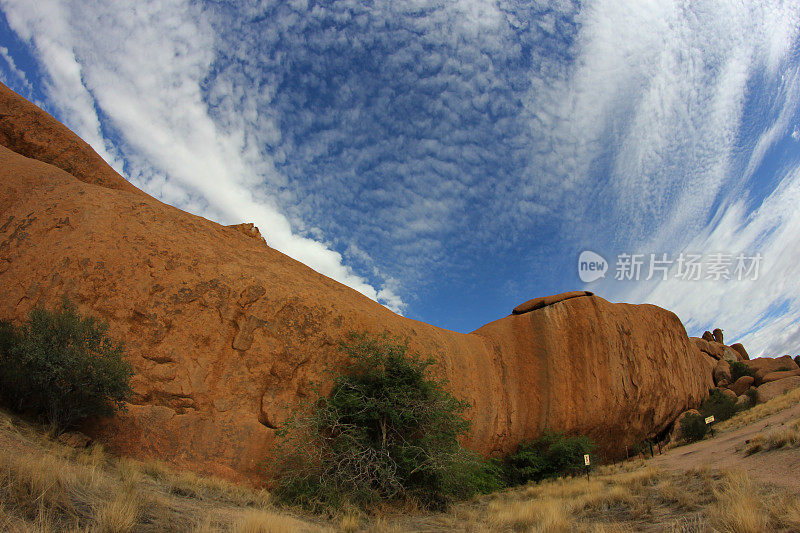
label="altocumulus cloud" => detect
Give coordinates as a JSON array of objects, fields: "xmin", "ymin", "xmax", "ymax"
[{"xmin": 2, "ymin": 0, "xmax": 800, "ymax": 355}]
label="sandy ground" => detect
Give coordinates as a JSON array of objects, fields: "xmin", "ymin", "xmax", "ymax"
[{"xmin": 650, "ymin": 402, "xmax": 800, "ymax": 491}]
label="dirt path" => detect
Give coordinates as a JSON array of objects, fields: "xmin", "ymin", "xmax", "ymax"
[{"xmin": 650, "ymin": 402, "xmax": 800, "ymax": 491}]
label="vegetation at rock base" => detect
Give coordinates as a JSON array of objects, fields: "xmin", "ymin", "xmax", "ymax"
[
  {"xmin": 504, "ymin": 432, "xmax": 595, "ymax": 486},
  {"xmin": 700, "ymin": 388, "xmax": 738, "ymax": 424},
  {"xmin": 0, "ymin": 298, "xmax": 133, "ymax": 435},
  {"xmin": 729, "ymin": 360, "xmax": 755, "ymax": 382},
  {"xmin": 680, "ymin": 413, "xmax": 708, "ymax": 443},
  {"xmin": 271, "ymin": 332, "xmax": 503, "ymax": 511}
]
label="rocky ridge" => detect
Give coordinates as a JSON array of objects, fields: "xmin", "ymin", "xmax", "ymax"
[{"xmin": 0, "ymin": 82, "xmax": 774, "ymax": 482}]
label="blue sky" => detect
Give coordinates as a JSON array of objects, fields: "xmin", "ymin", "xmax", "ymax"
[{"xmin": 1, "ymin": 1, "xmax": 800, "ymax": 357}]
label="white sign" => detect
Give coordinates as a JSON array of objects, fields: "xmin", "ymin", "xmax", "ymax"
[
  {"xmin": 583, "ymin": 454, "xmax": 590, "ymax": 466},
  {"xmin": 705, "ymin": 415, "xmax": 715, "ymax": 424}
]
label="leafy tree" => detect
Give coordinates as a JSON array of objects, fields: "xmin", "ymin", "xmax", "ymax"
[
  {"xmin": 0, "ymin": 298, "xmax": 133, "ymax": 434},
  {"xmin": 505, "ymin": 432, "xmax": 595, "ymax": 485},
  {"xmin": 271, "ymin": 332, "xmax": 502, "ymax": 510}
]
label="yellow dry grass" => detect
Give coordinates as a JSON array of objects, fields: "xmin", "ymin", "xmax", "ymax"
[
  {"xmin": 0, "ymin": 408, "xmax": 319, "ymax": 532},
  {"xmin": 745, "ymin": 417, "xmax": 800, "ymax": 455},
  {"xmin": 231, "ymin": 509, "xmax": 316, "ymax": 533},
  {"xmin": 4, "ymin": 405, "xmax": 800, "ymax": 532}
]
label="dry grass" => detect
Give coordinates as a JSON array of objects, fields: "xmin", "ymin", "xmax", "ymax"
[
  {"xmin": 4, "ymin": 405, "xmax": 800, "ymax": 532},
  {"xmin": 707, "ymin": 471, "xmax": 768, "ymax": 533},
  {"xmin": 716, "ymin": 385, "xmax": 800, "ymax": 431},
  {"xmin": 231, "ymin": 509, "xmax": 316, "ymax": 533},
  {"xmin": 425, "ymin": 465, "xmax": 799, "ymax": 533},
  {"xmin": 0, "ymin": 408, "xmax": 320, "ymax": 532},
  {"xmin": 745, "ymin": 418, "xmax": 800, "ymax": 455}
]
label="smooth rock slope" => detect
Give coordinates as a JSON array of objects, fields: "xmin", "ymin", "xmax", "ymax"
[{"xmin": 0, "ymin": 83, "xmax": 712, "ymax": 481}]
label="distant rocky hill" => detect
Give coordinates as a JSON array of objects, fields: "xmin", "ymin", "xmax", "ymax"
[{"xmin": 0, "ymin": 82, "xmax": 715, "ymax": 481}]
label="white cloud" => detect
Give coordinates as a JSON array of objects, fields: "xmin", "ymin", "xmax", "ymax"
[{"xmin": 615, "ymin": 163, "xmax": 800, "ymax": 357}]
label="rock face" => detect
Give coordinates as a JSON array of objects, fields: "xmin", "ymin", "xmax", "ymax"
[
  {"xmin": 761, "ymin": 369, "xmax": 800, "ymax": 384},
  {"xmin": 729, "ymin": 376, "xmax": 754, "ymax": 396},
  {"xmin": 746, "ymin": 356, "xmax": 799, "ymax": 385},
  {"xmin": 755, "ymin": 377, "xmax": 800, "ymax": 404},
  {"xmin": 712, "ymin": 328, "xmax": 724, "ymax": 344},
  {"xmin": 0, "ymin": 83, "xmax": 713, "ymax": 481},
  {"xmin": 730, "ymin": 343, "xmax": 749, "ymax": 361},
  {"xmin": 713, "ymin": 360, "xmax": 732, "ymax": 385}
]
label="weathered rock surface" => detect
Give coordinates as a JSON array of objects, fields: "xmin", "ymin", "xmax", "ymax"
[
  {"xmin": 745, "ymin": 356, "xmax": 799, "ymax": 385},
  {"xmin": 729, "ymin": 376, "xmax": 754, "ymax": 396},
  {"xmin": 755, "ymin": 376, "xmax": 800, "ymax": 404},
  {"xmin": 735, "ymin": 394, "xmax": 752, "ymax": 410},
  {"xmin": 730, "ymin": 343, "xmax": 749, "ymax": 361},
  {"xmin": 692, "ymin": 338, "xmax": 723, "ymax": 360},
  {"xmin": 712, "ymin": 328, "xmax": 724, "ymax": 344},
  {"xmin": 511, "ymin": 290, "xmax": 594, "ymax": 314},
  {"xmin": 0, "ymin": 83, "xmax": 141, "ymax": 195},
  {"xmin": 761, "ymin": 369, "xmax": 800, "ymax": 384},
  {"xmin": 702, "ymin": 331, "xmax": 715, "ymax": 342},
  {"xmin": 718, "ymin": 388, "xmax": 737, "ymax": 402},
  {"xmin": 0, "ymin": 82, "xmax": 713, "ymax": 481},
  {"xmin": 713, "ymin": 359, "xmax": 731, "ymax": 385}
]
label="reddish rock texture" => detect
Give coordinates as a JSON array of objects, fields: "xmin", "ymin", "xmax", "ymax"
[
  {"xmin": 755, "ymin": 377, "xmax": 800, "ymax": 404},
  {"xmin": 0, "ymin": 83, "xmax": 141, "ymax": 195},
  {"xmin": 746, "ymin": 356, "xmax": 799, "ymax": 385},
  {"xmin": 729, "ymin": 376, "xmax": 754, "ymax": 396},
  {"xmin": 761, "ymin": 369, "xmax": 800, "ymax": 384},
  {"xmin": 729, "ymin": 343, "xmax": 749, "ymax": 361},
  {"xmin": 0, "ymin": 83, "xmax": 713, "ymax": 481}
]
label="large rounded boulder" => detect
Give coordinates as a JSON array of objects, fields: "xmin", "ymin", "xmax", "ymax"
[{"xmin": 0, "ymin": 82, "xmax": 713, "ymax": 481}]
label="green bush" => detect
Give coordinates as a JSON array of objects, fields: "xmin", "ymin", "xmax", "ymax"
[
  {"xmin": 504, "ymin": 432, "xmax": 594, "ymax": 485},
  {"xmin": 729, "ymin": 361, "xmax": 755, "ymax": 382},
  {"xmin": 700, "ymin": 388, "xmax": 737, "ymax": 423},
  {"xmin": 0, "ymin": 299, "xmax": 133, "ymax": 434},
  {"xmin": 271, "ymin": 332, "xmax": 503, "ymax": 510},
  {"xmin": 679, "ymin": 413, "xmax": 708, "ymax": 443}
]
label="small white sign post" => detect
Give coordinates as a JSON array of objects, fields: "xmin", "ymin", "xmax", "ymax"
[
  {"xmin": 705, "ymin": 415, "xmax": 715, "ymax": 437},
  {"xmin": 584, "ymin": 454, "xmax": 590, "ymax": 480}
]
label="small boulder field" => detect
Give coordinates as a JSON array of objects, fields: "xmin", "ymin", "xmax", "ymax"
[{"xmin": 674, "ymin": 327, "xmax": 800, "ymax": 442}]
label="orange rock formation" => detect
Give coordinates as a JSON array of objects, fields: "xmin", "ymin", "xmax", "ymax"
[{"xmin": 0, "ymin": 82, "xmax": 712, "ymax": 481}]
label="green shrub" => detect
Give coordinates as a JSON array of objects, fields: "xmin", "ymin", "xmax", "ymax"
[
  {"xmin": 700, "ymin": 389, "xmax": 737, "ymax": 423},
  {"xmin": 504, "ymin": 432, "xmax": 594, "ymax": 485},
  {"xmin": 744, "ymin": 388, "xmax": 758, "ymax": 407},
  {"xmin": 0, "ymin": 299, "xmax": 133, "ymax": 434},
  {"xmin": 729, "ymin": 361, "xmax": 755, "ymax": 382},
  {"xmin": 679, "ymin": 413, "xmax": 708, "ymax": 443},
  {"xmin": 271, "ymin": 332, "xmax": 503, "ymax": 510}
]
